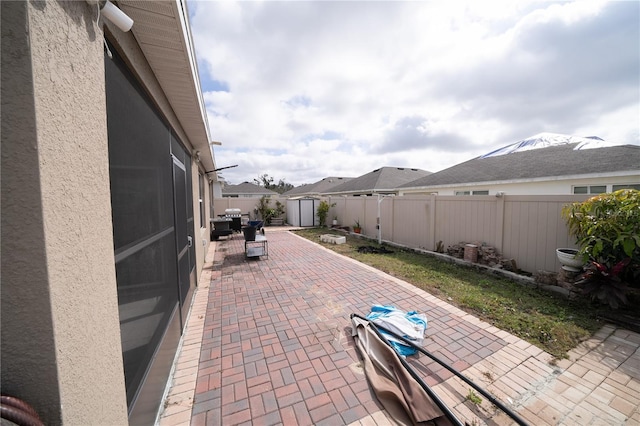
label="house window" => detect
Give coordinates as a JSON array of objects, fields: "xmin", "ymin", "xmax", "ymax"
[
  {"xmin": 573, "ymin": 185, "xmax": 606, "ymax": 194},
  {"xmin": 198, "ymin": 173, "xmax": 205, "ymax": 228},
  {"xmin": 209, "ymin": 182, "xmax": 215, "ymax": 220},
  {"xmin": 613, "ymin": 184, "xmax": 640, "ymax": 191},
  {"xmin": 455, "ymin": 190, "xmax": 488, "ymax": 196}
]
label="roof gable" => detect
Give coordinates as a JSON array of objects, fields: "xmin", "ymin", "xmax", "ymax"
[{"xmin": 283, "ymin": 177, "xmax": 354, "ymax": 196}]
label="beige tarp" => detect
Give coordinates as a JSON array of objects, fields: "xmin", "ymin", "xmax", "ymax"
[{"xmin": 351, "ymin": 316, "xmax": 455, "ymax": 426}]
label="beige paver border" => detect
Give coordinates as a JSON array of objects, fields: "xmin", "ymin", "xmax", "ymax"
[{"xmin": 156, "ymin": 241, "xmax": 218, "ymax": 425}]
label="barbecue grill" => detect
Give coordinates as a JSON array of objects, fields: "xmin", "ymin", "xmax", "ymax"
[
  {"xmin": 210, "ymin": 217, "xmax": 233, "ymax": 240},
  {"xmin": 224, "ymin": 208, "xmax": 242, "ymax": 232}
]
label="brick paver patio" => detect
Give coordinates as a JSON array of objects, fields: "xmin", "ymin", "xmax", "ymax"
[{"xmin": 158, "ymin": 229, "xmax": 640, "ymax": 425}]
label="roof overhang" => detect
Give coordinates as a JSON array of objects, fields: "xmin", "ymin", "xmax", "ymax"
[
  {"xmin": 400, "ymin": 170, "xmax": 640, "ymax": 192},
  {"xmin": 117, "ymin": 0, "xmax": 216, "ymax": 174}
]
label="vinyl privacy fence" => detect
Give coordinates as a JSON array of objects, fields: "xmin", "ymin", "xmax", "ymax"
[{"xmin": 213, "ymin": 194, "xmax": 590, "ymax": 274}]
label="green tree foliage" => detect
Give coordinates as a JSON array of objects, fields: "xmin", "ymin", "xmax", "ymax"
[
  {"xmin": 255, "ymin": 196, "xmax": 285, "ymax": 225},
  {"xmin": 253, "ymin": 174, "xmax": 294, "ymax": 194},
  {"xmin": 254, "ymin": 173, "xmax": 274, "ymax": 188},
  {"xmin": 316, "ymin": 200, "xmax": 335, "ymax": 227},
  {"xmin": 562, "ymin": 189, "xmax": 640, "ymax": 308}
]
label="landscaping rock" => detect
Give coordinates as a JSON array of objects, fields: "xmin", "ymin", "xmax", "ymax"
[
  {"xmin": 501, "ymin": 258, "xmax": 518, "ymax": 272},
  {"xmin": 557, "ymin": 268, "xmax": 581, "ymax": 290},
  {"xmin": 446, "ymin": 243, "xmax": 465, "ymax": 258},
  {"xmin": 534, "ymin": 270, "xmax": 558, "ymax": 287}
]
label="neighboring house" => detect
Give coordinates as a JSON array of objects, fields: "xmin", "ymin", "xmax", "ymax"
[
  {"xmin": 283, "ymin": 176, "xmax": 354, "ymax": 197},
  {"xmin": 223, "ymin": 181, "xmax": 279, "ymax": 198},
  {"xmin": 399, "ymin": 134, "xmax": 640, "ymax": 196},
  {"xmin": 324, "ymin": 167, "xmax": 432, "ymax": 196},
  {"xmin": 211, "ymin": 176, "xmax": 225, "ymax": 198},
  {"xmin": 2, "ymin": 1, "xmax": 218, "ymax": 424}
]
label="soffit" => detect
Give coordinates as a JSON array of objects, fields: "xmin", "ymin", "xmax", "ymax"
[{"xmin": 118, "ymin": 0, "xmax": 215, "ymax": 172}]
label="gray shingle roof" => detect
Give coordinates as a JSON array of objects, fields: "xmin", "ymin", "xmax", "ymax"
[
  {"xmin": 222, "ymin": 182, "xmax": 278, "ymax": 196},
  {"xmin": 327, "ymin": 167, "xmax": 431, "ymax": 194},
  {"xmin": 401, "ymin": 144, "xmax": 640, "ymax": 189},
  {"xmin": 283, "ymin": 177, "xmax": 354, "ymax": 196}
]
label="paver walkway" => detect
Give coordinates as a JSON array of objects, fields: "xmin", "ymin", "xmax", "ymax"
[{"xmin": 158, "ymin": 229, "xmax": 640, "ymax": 425}]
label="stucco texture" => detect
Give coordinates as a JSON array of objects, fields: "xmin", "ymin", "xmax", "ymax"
[{"xmin": 2, "ymin": 1, "xmax": 128, "ymax": 424}]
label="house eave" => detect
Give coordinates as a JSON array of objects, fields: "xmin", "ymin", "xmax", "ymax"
[{"xmin": 119, "ymin": 0, "xmax": 214, "ymax": 172}]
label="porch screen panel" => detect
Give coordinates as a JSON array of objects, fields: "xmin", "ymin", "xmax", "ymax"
[{"xmin": 105, "ymin": 48, "xmax": 179, "ymax": 406}]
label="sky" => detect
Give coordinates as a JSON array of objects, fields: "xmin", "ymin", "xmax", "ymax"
[{"xmin": 187, "ymin": 0, "xmax": 640, "ymax": 186}]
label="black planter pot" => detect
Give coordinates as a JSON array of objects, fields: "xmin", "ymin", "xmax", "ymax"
[{"xmin": 242, "ymin": 226, "xmax": 257, "ymax": 241}]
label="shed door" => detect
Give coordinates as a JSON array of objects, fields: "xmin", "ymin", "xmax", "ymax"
[{"xmin": 300, "ymin": 199, "xmax": 315, "ymax": 227}]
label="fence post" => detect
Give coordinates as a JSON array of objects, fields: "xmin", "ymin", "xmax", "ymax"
[
  {"xmin": 342, "ymin": 196, "xmax": 347, "ymax": 226},
  {"xmin": 390, "ymin": 195, "xmax": 395, "ymax": 243},
  {"xmin": 362, "ymin": 197, "xmax": 367, "ymax": 234},
  {"xmin": 429, "ymin": 194, "xmax": 437, "ymax": 251},
  {"xmin": 495, "ymin": 195, "xmax": 505, "ymax": 253}
]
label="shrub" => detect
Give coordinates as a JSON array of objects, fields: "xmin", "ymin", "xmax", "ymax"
[
  {"xmin": 255, "ymin": 196, "xmax": 284, "ymax": 225},
  {"xmin": 316, "ymin": 200, "xmax": 335, "ymax": 227},
  {"xmin": 562, "ymin": 189, "xmax": 640, "ymax": 308}
]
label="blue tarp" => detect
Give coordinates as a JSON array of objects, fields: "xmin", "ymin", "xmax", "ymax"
[{"xmin": 366, "ymin": 305, "xmax": 428, "ymax": 356}]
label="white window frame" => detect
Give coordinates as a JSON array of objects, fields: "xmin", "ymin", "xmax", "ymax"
[{"xmin": 198, "ymin": 173, "xmax": 205, "ymax": 228}]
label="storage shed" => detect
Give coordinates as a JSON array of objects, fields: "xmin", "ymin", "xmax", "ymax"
[{"xmin": 286, "ymin": 197, "xmax": 320, "ymax": 227}]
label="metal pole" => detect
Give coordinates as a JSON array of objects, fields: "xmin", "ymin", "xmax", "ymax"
[
  {"xmin": 351, "ymin": 314, "xmax": 464, "ymax": 426},
  {"xmin": 377, "ymin": 194, "xmax": 382, "ymax": 244}
]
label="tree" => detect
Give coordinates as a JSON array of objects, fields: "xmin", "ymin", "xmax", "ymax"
[
  {"xmin": 273, "ymin": 179, "xmax": 294, "ymax": 194},
  {"xmin": 253, "ymin": 174, "xmax": 294, "ymax": 194},
  {"xmin": 254, "ymin": 174, "xmax": 274, "ymax": 188}
]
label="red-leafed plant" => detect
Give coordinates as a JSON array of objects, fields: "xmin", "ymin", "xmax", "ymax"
[{"xmin": 576, "ymin": 259, "xmax": 631, "ymax": 309}]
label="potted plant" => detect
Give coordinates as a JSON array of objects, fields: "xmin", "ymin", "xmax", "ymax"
[
  {"xmin": 562, "ymin": 189, "xmax": 640, "ymax": 308},
  {"xmin": 332, "ymin": 216, "xmax": 338, "ymax": 226},
  {"xmin": 353, "ymin": 219, "xmax": 362, "ymax": 234},
  {"xmin": 556, "ymin": 248, "xmax": 584, "ymax": 272}
]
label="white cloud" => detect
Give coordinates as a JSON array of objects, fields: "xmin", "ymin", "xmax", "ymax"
[{"xmin": 189, "ymin": 0, "xmax": 639, "ymax": 186}]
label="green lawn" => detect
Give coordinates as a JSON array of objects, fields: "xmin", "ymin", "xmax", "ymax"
[{"xmin": 293, "ymin": 228, "xmax": 603, "ymax": 359}]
